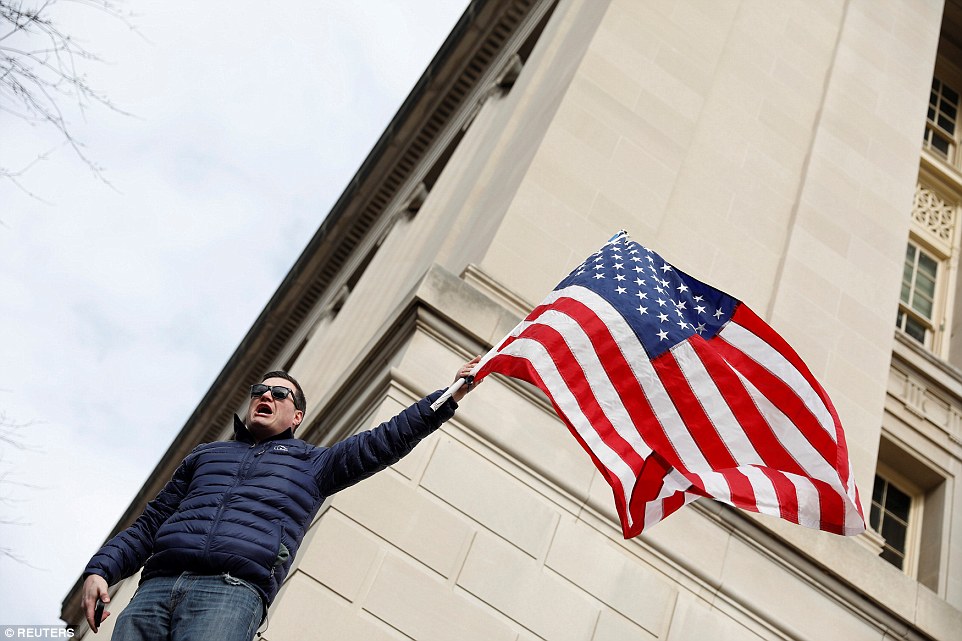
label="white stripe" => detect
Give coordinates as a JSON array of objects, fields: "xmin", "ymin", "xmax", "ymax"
[
  {"xmin": 740, "ymin": 372, "xmax": 865, "ymax": 532},
  {"xmin": 538, "ymin": 286, "xmax": 712, "ymax": 472},
  {"xmin": 739, "ymin": 466, "xmax": 782, "ymax": 519},
  {"xmin": 642, "ymin": 468, "xmax": 694, "ymax": 531},
  {"xmin": 493, "ymin": 337, "xmax": 638, "ymax": 529},
  {"xmin": 784, "ymin": 473, "xmax": 822, "ymax": 530},
  {"xmin": 672, "ymin": 342, "xmax": 764, "ymax": 465},
  {"xmin": 525, "ymin": 309, "xmax": 654, "ymax": 460},
  {"xmin": 719, "ymin": 321, "xmax": 837, "ymax": 443},
  {"xmin": 733, "ymin": 370, "xmax": 842, "ymax": 486},
  {"xmin": 686, "ymin": 469, "xmax": 732, "ymax": 504},
  {"xmin": 845, "ymin": 482, "xmax": 865, "ymax": 534}
]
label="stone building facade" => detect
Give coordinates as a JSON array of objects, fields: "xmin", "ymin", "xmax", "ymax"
[{"xmin": 64, "ymin": 0, "xmax": 962, "ymax": 638}]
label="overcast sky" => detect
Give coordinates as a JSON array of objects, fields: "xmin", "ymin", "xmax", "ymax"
[{"xmin": 0, "ymin": 0, "xmax": 468, "ymax": 625}]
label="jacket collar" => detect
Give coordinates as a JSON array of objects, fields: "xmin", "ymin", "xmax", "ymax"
[{"xmin": 233, "ymin": 414, "xmax": 295, "ymax": 444}]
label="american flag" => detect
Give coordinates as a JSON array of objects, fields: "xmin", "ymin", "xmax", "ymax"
[{"xmin": 473, "ymin": 232, "xmax": 865, "ymax": 538}]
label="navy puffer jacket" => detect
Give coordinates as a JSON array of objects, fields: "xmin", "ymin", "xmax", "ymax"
[{"xmin": 84, "ymin": 391, "xmax": 456, "ymax": 608}]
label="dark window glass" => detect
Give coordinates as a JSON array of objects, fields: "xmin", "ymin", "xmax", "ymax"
[{"xmin": 870, "ymin": 475, "xmax": 912, "ymax": 572}]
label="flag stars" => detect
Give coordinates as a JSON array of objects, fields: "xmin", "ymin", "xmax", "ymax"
[
  {"xmin": 658, "ymin": 312, "xmax": 669, "ymax": 323},
  {"xmin": 694, "ymin": 323, "xmax": 706, "ymax": 334},
  {"xmin": 637, "ymin": 306, "xmax": 648, "ymax": 315},
  {"xmin": 635, "ymin": 291, "xmax": 648, "ymax": 300},
  {"xmin": 613, "ymin": 263, "xmax": 624, "ymax": 270},
  {"xmin": 615, "ymin": 286, "xmax": 627, "ymax": 295},
  {"xmin": 635, "ymin": 278, "xmax": 645, "ymax": 286},
  {"xmin": 660, "ymin": 264, "xmax": 673, "ymax": 272},
  {"xmin": 677, "ymin": 320, "xmax": 688, "ymax": 329},
  {"xmin": 657, "ymin": 329, "xmax": 669, "ymax": 341},
  {"xmin": 695, "ymin": 305, "xmax": 706, "ymax": 315},
  {"xmin": 677, "ymin": 284, "xmax": 689, "ymax": 294},
  {"xmin": 615, "ymin": 274, "xmax": 626, "ymax": 281},
  {"xmin": 593, "ymin": 273, "xmax": 605, "ymax": 280},
  {"xmin": 656, "ymin": 297, "xmax": 667, "ymax": 307},
  {"xmin": 714, "ymin": 308, "xmax": 724, "ymax": 319}
]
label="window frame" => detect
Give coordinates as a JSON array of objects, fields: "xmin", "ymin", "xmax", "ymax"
[
  {"xmin": 871, "ymin": 463, "xmax": 925, "ymax": 578},
  {"xmin": 925, "ymin": 76, "xmax": 960, "ymax": 163},
  {"xmin": 901, "ymin": 164, "xmax": 962, "ymax": 360},
  {"xmin": 924, "ymin": 61, "xmax": 962, "ymax": 172},
  {"xmin": 897, "ymin": 239, "xmax": 943, "ymax": 349}
]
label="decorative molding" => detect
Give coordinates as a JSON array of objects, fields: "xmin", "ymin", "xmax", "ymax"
[
  {"xmin": 461, "ymin": 263, "xmax": 534, "ymax": 319},
  {"xmin": 888, "ymin": 335, "xmax": 962, "ymax": 457},
  {"xmin": 855, "ymin": 528, "xmax": 886, "ymax": 557},
  {"xmin": 913, "ymin": 183, "xmax": 956, "ymax": 249}
]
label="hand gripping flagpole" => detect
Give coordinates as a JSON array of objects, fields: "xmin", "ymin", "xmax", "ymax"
[{"xmin": 429, "ymin": 354, "xmax": 493, "ymax": 412}]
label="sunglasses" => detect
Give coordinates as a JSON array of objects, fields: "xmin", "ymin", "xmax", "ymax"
[{"xmin": 250, "ymin": 384, "xmax": 297, "ymax": 403}]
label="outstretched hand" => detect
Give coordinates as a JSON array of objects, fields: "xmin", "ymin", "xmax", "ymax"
[{"xmin": 452, "ymin": 356, "xmax": 482, "ymax": 402}]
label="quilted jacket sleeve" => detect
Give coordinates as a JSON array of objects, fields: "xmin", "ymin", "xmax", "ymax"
[
  {"xmin": 317, "ymin": 391, "xmax": 457, "ymax": 496},
  {"xmin": 82, "ymin": 449, "xmax": 195, "ymax": 585}
]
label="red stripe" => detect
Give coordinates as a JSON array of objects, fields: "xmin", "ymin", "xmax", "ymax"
[
  {"xmin": 477, "ymin": 301, "xmax": 694, "ymax": 538},
  {"xmin": 479, "ymin": 351, "xmax": 635, "ymax": 535},
  {"xmin": 651, "ymin": 347, "xmax": 739, "ymax": 470},
  {"xmin": 810, "ymin": 477, "xmax": 846, "ymax": 535},
  {"xmin": 688, "ymin": 338, "xmax": 809, "ymax": 475},
  {"xmin": 709, "ymin": 333, "xmax": 838, "ymax": 474},
  {"xmin": 757, "ymin": 466, "xmax": 800, "ymax": 524},
  {"xmin": 493, "ymin": 296, "xmax": 695, "ymax": 480},
  {"xmin": 718, "ymin": 468, "xmax": 758, "ymax": 513},
  {"xmin": 506, "ymin": 322, "xmax": 647, "ymax": 474},
  {"xmin": 544, "ymin": 298, "xmax": 690, "ymax": 474},
  {"xmin": 728, "ymin": 306, "xmax": 850, "ymax": 485},
  {"xmin": 658, "ymin": 491, "xmax": 690, "ymax": 525}
]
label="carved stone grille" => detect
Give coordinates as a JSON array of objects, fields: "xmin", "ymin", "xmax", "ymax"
[{"xmin": 913, "ymin": 184, "xmax": 956, "ymax": 244}]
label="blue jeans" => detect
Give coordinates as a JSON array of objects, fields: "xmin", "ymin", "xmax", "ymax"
[{"xmin": 111, "ymin": 573, "xmax": 263, "ymax": 641}]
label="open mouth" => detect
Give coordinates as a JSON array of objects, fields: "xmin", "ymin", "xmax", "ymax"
[{"xmin": 254, "ymin": 402, "xmax": 273, "ymax": 417}]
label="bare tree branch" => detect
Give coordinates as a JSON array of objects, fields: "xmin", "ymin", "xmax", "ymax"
[{"xmin": 1, "ymin": 0, "xmax": 135, "ymax": 189}]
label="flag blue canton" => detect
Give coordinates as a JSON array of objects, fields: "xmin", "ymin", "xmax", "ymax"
[{"xmin": 557, "ymin": 233, "xmax": 738, "ymax": 359}]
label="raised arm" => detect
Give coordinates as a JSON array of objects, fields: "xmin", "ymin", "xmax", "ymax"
[{"xmin": 317, "ymin": 358, "xmax": 480, "ymax": 496}]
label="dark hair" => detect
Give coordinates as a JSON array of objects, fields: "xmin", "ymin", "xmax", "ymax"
[{"xmin": 262, "ymin": 370, "xmax": 307, "ymax": 412}]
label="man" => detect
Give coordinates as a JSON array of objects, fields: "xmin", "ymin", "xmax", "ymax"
[{"xmin": 81, "ymin": 358, "xmax": 480, "ymax": 640}]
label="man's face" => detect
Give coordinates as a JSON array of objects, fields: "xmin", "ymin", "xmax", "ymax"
[{"xmin": 246, "ymin": 376, "xmax": 304, "ymax": 440}]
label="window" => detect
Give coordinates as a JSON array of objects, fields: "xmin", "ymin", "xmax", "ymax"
[
  {"xmin": 925, "ymin": 77, "xmax": 960, "ymax": 162},
  {"xmin": 872, "ymin": 439, "xmax": 947, "ymax": 591},
  {"xmin": 897, "ymin": 242, "xmax": 940, "ymax": 346},
  {"xmin": 870, "ymin": 474, "xmax": 912, "ymax": 570}
]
